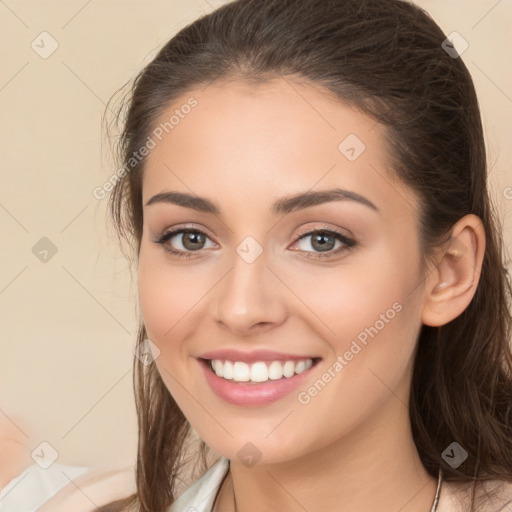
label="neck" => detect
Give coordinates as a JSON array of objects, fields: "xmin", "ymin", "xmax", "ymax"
[{"xmin": 223, "ymin": 379, "xmax": 438, "ymax": 512}]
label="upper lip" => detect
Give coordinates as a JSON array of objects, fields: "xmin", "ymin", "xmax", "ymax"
[{"xmin": 199, "ymin": 349, "xmax": 320, "ymax": 364}]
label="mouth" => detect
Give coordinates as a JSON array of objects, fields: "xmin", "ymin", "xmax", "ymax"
[
  {"xmin": 197, "ymin": 356, "xmax": 322, "ymax": 406},
  {"xmin": 200, "ymin": 357, "xmax": 322, "ymax": 385}
]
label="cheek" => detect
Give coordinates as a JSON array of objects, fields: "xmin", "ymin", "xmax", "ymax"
[
  {"xmin": 136, "ymin": 253, "xmax": 206, "ymax": 412},
  {"xmin": 287, "ymin": 249, "xmax": 423, "ymax": 409},
  {"xmin": 279, "ymin": 248, "xmax": 421, "ymax": 353},
  {"xmin": 137, "ymin": 263, "xmax": 176, "ymax": 344},
  {"xmin": 137, "ymin": 247, "xmax": 210, "ymax": 347}
]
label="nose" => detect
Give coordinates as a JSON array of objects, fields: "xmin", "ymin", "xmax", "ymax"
[{"xmin": 214, "ymin": 246, "xmax": 287, "ymax": 336}]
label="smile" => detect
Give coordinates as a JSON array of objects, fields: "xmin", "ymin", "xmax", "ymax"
[
  {"xmin": 209, "ymin": 358, "xmax": 314, "ymax": 383},
  {"xmin": 198, "ymin": 357, "xmax": 321, "ymax": 406}
]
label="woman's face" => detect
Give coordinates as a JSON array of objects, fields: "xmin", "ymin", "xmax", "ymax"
[{"xmin": 138, "ymin": 77, "xmax": 428, "ymax": 464}]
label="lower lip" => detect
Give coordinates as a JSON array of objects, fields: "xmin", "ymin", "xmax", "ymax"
[{"xmin": 198, "ymin": 358, "xmax": 319, "ymax": 407}]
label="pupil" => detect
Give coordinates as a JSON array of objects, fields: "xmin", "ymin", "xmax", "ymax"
[
  {"xmin": 185, "ymin": 232, "xmax": 204, "ymax": 249},
  {"xmin": 312, "ymin": 233, "xmax": 334, "ymax": 252}
]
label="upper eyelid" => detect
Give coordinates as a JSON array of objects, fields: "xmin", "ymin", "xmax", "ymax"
[{"xmin": 294, "ymin": 223, "xmax": 353, "ymax": 239}]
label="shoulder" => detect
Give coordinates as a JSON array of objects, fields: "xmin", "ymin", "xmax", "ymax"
[
  {"xmin": 0, "ymin": 462, "xmax": 90, "ymax": 511},
  {"xmin": 0, "ymin": 417, "xmax": 135, "ymax": 512},
  {"xmin": 476, "ymin": 477, "xmax": 512, "ymax": 511},
  {"xmin": 167, "ymin": 456, "xmax": 230, "ymax": 512},
  {"xmin": 441, "ymin": 476, "xmax": 512, "ymax": 512},
  {"xmin": 37, "ymin": 464, "xmax": 136, "ymax": 512}
]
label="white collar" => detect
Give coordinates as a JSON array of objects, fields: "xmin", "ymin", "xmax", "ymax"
[{"xmin": 167, "ymin": 457, "xmax": 230, "ymax": 512}]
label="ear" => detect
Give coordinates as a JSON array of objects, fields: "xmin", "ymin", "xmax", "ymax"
[{"xmin": 421, "ymin": 214, "xmax": 486, "ymax": 327}]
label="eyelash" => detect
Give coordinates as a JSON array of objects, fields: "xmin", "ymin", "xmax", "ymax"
[{"xmin": 153, "ymin": 226, "xmax": 356, "ymax": 260}]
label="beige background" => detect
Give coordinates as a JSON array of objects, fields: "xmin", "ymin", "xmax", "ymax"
[{"xmin": 0, "ymin": 0, "xmax": 511, "ymax": 471}]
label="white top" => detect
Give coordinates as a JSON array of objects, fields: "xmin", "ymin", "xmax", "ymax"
[
  {"xmin": 0, "ymin": 457, "xmax": 230, "ymax": 512},
  {"xmin": 167, "ymin": 456, "xmax": 230, "ymax": 512},
  {"xmin": 0, "ymin": 463, "xmax": 89, "ymax": 512}
]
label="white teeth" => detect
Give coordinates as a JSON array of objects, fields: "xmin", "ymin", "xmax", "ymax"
[
  {"xmin": 223, "ymin": 360, "xmax": 233, "ymax": 379},
  {"xmin": 233, "ymin": 361, "xmax": 250, "ymax": 381},
  {"xmin": 268, "ymin": 361, "xmax": 283, "ymax": 380},
  {"xmin": 250, "ymin": 362, "xmax": 268, "ymax": 382},
  {"xmin": 295, "ymin": 360, "xmax": 306, "ymax": 374},
  {"xmin": 210, "ymin": 358, "xmax": 315, "ymax": 383},
  {"xmin": 212, "ymin": 360, "xmax": 223, "ymax": 377},
  {"xmin": 282, "ymin": 361, "xmax": 295, "ymax": 378}
]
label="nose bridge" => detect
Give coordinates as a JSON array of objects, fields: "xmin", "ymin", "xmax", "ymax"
[{"xmin": 214, "ymin": 235, "xmax": 284, "ymax": 333}]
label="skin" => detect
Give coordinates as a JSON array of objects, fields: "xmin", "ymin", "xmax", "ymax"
[
  {"xmin": 0, "ymin": 415, "xmax": 135, "ymax": 510},
  {"xmin": 0, "ymin": 414, "xmax": 33, "ymax": 489},
  {"xmin": 137, "ymin": 76, "xmax": 486, "ymax": 512}
]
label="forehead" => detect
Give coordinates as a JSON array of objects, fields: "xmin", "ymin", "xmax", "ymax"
[{"xmin": 141, "ymin": 77, "xmax": 419, "ymax": 220}]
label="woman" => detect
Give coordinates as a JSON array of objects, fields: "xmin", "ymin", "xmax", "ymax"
[{"xmin": 98, "ymin": 0, "xmax": 512, "ymax": 510}]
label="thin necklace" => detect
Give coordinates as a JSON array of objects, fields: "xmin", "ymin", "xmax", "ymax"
[{"xmin": 230, "ymin": 466, "xmax": 443, "ymax": 512}]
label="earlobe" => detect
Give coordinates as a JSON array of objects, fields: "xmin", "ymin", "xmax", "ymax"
[{"xmin": 421, "ymin": 214, "xmax": 486, "ymax": 327}]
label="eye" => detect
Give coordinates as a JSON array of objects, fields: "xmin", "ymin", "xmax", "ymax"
[
  {"xmin": 153, "ymin": 225, "xmax": 356, "ymax": 260},
  {"xmin": 153, "ymin": 228, "xmax": 216, "ymax": 258},
  {"xmin": 290, "ymin": 228, "xmax": 356, "ymax": 260}
]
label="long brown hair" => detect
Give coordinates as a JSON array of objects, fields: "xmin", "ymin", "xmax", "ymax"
[{"xmin": 100, "ymin": 0, "xmax": 512, "ymax": 510}]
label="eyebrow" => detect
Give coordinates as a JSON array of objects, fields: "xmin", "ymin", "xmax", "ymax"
[{"xmin": 145, "ymin": 188, "xmax": 379, "ymax": 215}]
